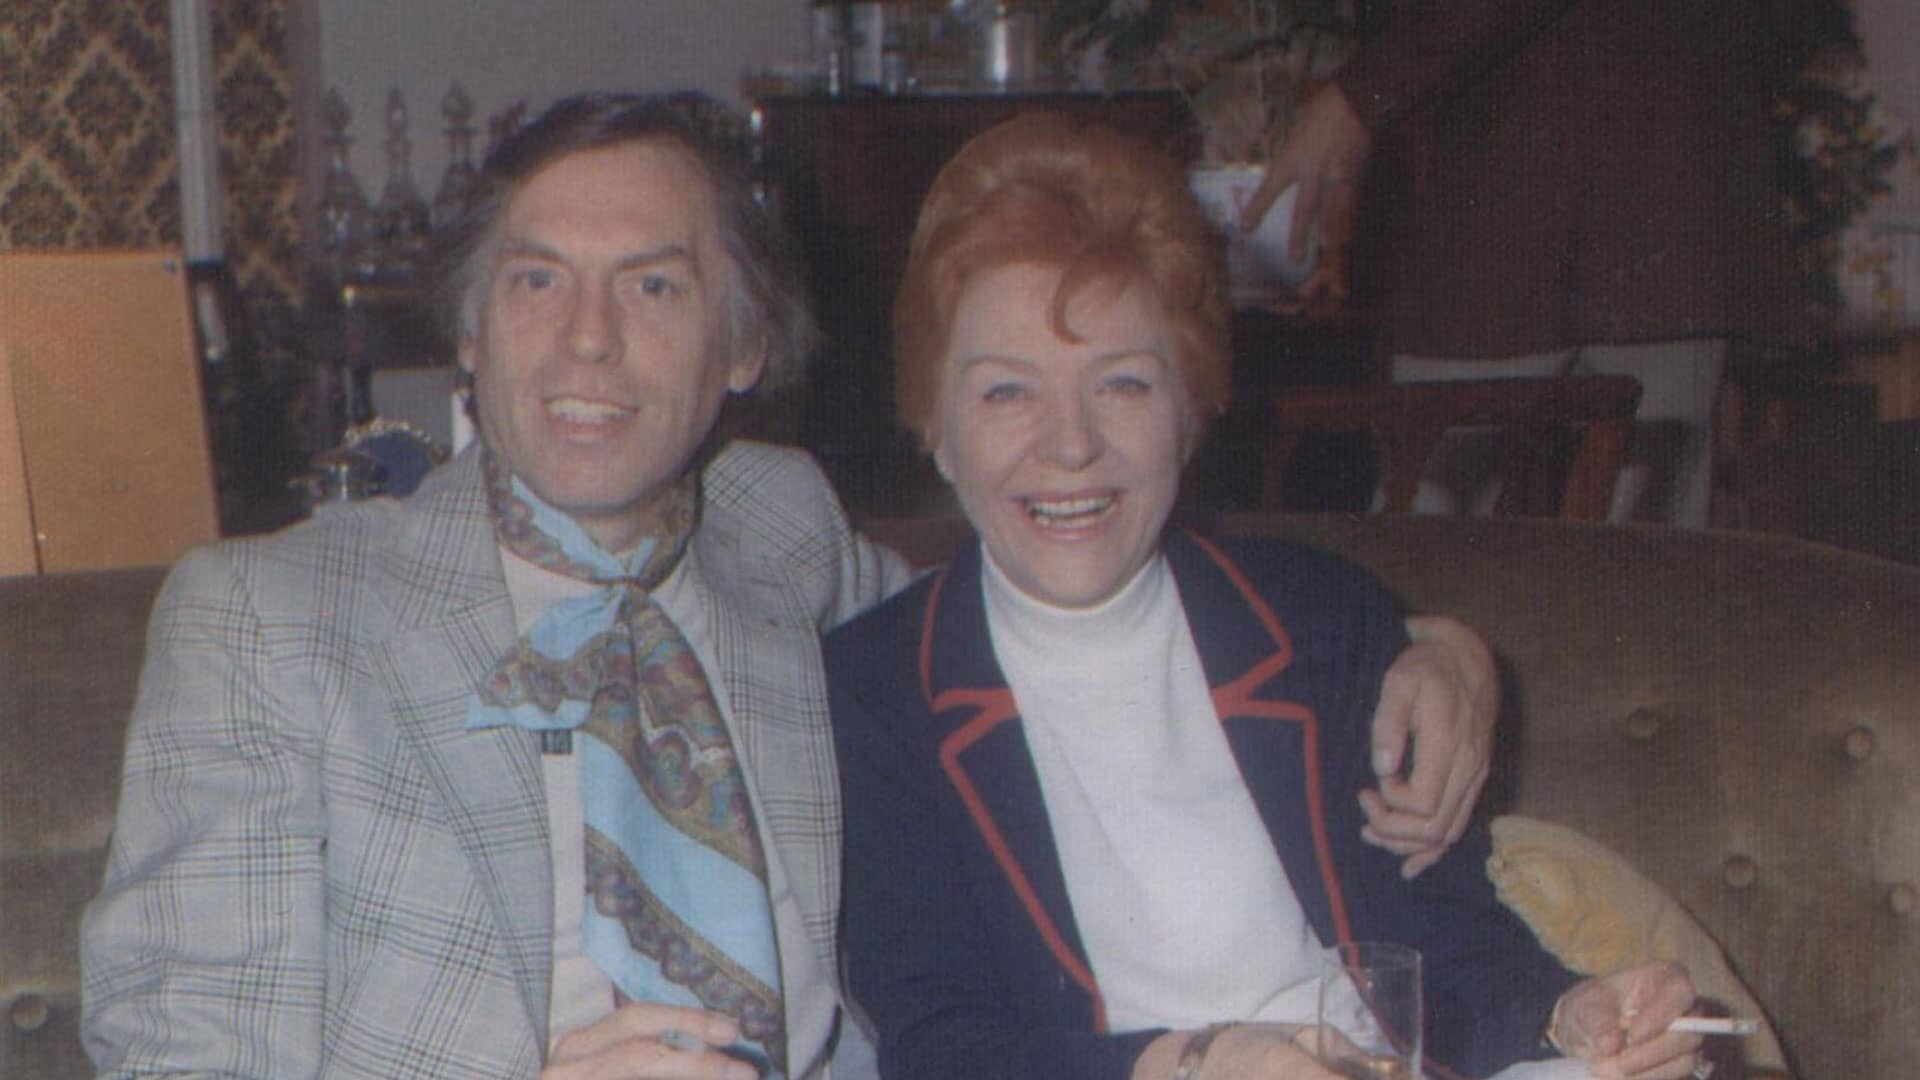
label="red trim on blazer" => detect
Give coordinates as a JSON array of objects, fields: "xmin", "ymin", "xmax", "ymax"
[
  {"xmin": 1186, "ymin": 532, "xmax": 1356, "ymax": 947},
  {"xmin": 920, "ymin": 568, "xmax": 1111, "ymax": 1033},
  {"xmin": 933, "ymin": 692, "xmax": 1110, "ymax": 1032},
  {"xmin": 916, "ymin": 568, "xmax": 948, "ymax": 702}
]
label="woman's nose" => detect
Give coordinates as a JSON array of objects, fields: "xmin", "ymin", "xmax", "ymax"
[
  {"xmin": 566, "ymin": 282, "xmax": 619, "ymax": 363},
  {"xmin": 1041, "ymin": 395, "xmax": 1103, "ymax": 470}
]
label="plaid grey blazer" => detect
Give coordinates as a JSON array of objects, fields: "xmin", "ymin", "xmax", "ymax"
[{"xmin": 81, "ymin": 441, "xmax": 910, "ymax": 1079}]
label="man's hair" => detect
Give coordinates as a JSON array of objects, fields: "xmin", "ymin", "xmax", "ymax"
[
  {"xmin": 431, "ymin": 92, "xmax": 817, "ymax": 390},
  {"xmin": 892, "ymin": 111, "xmax": 1231, "ymax": 449}
]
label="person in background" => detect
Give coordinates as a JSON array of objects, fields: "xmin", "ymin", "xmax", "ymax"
[
  {"xmin": 1248, "ymin": 1, "xmax": 1804, "ymax": 528},
  {"xmin": 81, "ymin": 93, "xmax": 1502, "ymax": 1079},
  {"xmin": 828, "ymin": 112, "xmax": 1707, "ymax": 1080}
]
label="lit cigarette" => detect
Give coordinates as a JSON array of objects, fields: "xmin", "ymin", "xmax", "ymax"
[{"xmin": 1668, "ymin": 1017, "xmax": 1758, "ymax": 1036}]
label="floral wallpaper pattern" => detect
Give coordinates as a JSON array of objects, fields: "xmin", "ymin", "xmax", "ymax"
[{"xmin": 0, "ymin": 0, "xmax": 298, "ymax": 307}]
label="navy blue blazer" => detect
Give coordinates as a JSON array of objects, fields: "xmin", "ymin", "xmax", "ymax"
[{"xmin": 827, "ymin": 531, "xmax": 1579, "ymax": 1080}]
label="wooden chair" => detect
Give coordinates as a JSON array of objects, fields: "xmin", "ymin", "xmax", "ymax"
[{"xmin": 1262, "ymin": 375, "xmax": 1643, "ymax": 520}]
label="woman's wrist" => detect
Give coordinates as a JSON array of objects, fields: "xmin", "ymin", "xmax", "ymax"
[
  {"xmin": 1170, "ymin": 1022, "xmax": 1233, "ymax": 1080},
  {"xmin": 1544, "ymin": 991, "xmax": 1572, "ymax": 1054}
]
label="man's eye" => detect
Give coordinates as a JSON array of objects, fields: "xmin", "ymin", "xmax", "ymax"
[
  {"xmin": 1103, "ymin": 374, "xmax": 1153, "ymax": 396},
  {"xmin": 981, "ymin": 382, "xmax": 1028, "ymax": 404},
  {"xmin": 632, "ymin": 273, "xmax": 683, "ymax": 299}
]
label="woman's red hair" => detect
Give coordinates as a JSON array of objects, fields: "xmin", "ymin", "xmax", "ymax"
[{"xmin": 893, "ymin": 112, "xmax": 1232, "ymax": 449}]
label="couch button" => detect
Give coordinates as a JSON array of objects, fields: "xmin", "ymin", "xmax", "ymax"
[
  {"xmin": 1623, "ymin": 708, "xmax": 1661, "ymax": 741},
  {"xmin": 1722, "ymin": 854, "xmax": 1758, "ymax": 890},
  {"xmin": 1844, "ymin": 725, "xmax": 1876, "ymax": 761},
  {"xmin": 9, "ymin": 992, "xmax": 48, "ymax": 1033},
  {"xmin": 1891, "ymin": 883, "xmax": 1917, "ymax": 917}
]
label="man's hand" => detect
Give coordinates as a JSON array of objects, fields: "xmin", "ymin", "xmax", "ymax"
[
  {"xmin": 543, "ymin": 1003, "xmax": 756, "ymax": 1080},
  {"xmin": 1241, "ymin": 82, "xmax": 1371, "ymax": 302},
  {"xmin": 1363, "ymin": 615, "xmax": 1497, "ymax": 878}
]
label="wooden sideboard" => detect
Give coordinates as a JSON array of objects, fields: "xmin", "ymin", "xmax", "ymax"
[{"xmin": 751, "ymin": 91, "xmax": 1196, "ymax": 515}]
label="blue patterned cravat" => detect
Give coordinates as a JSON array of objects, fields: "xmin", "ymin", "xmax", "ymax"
[{"xmin": 467, "ymin": 450, "xmax": 785, "ymax": 1075}]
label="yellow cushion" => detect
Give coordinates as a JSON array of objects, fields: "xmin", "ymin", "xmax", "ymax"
[{"xmin": 1487, "ymin": 815, "xmax": 1788, "ymax": 1076}]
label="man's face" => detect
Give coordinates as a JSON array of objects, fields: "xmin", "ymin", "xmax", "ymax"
[{"xmin": 460, "ymin": 140, "xmax": 763, "ymax": 553}]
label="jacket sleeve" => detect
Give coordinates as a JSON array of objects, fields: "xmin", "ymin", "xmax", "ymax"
[
  {"xmin": 710, "ymin": 442, "xmax": 916, "ymax": 630},
  {"xmin": 828, "ymin": 608, "xmax": 1160, "ymax": 1080},
  {"xmin": 1335, "ymin": 0, "xmax": 1580, "ymax": 127},
  {"xmin": 1301, "ymin": 556, "xmax": 1580, "ymax": 1077},
  {"xmin": 80, "ymin": 545, "xmax": 329, "ymax": 1078}
]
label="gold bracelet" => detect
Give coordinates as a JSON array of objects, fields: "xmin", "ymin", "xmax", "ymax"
[{"xmin": 1170, "ymin": 1022, "xmax": 1232, "ymax": 1080}]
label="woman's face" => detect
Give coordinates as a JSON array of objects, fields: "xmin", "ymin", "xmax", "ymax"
[{"xmin": 931, "ymin": 262, "xmax": 1194, "ymax": 609}]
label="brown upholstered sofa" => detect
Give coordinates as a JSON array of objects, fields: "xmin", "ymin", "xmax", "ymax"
[{"xmin": 4, "ymin": 516, "xmax": 1916, "ymax": 1078}]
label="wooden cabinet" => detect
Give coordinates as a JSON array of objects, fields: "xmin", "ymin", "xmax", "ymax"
[{"xmin": 751, "ymin": 91, "xmax": 1194, "ymax": 515}]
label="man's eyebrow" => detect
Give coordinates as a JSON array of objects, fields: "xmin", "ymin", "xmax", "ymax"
[
  {"xmin": 612, "ymin": 244, "xmax": 695, "ymax": 273},
  {"xmin": 492, "ymin": 238, "xmax": 696, "ymax": 271}
]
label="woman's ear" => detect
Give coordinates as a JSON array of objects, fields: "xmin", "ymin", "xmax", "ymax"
[{"xmin": 1178, "ymin": 395, "xmax": 1219, "ymax": 467}]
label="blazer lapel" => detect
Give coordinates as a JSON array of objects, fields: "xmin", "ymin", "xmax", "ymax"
[
  {"xmin": 1165, "ymin": 531, "xmax": 1354, "ymax": 947},
  {"xmin": 371, "ymin": 450, "xmax": 557, "ymax": 1041},
  {"xmin": 921, "ymin": 546, "xmax": 1107, "ymax": 1028},
  {"xmin": 688, "ymin": 537, "xmax": 844, "ymax": 970},
  {"xmin": 920, "ymin": 534, "xmax": 1360, "ymax": 1025}
]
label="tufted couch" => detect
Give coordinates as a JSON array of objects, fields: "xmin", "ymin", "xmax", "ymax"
[
  {"xmin": 2, "ymin": 566, "xmax": 166, "ymax": 1079},
  {"xmin": 3, "ymin": 516, "xmax": 1915, "ymax": 1078}
]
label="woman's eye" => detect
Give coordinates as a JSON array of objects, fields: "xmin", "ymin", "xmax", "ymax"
[
  {"xmin": 1102, "ymin": 373, "xmax": 1153, "ymax": 396},
  {"xmin": 507, "ymin": 267, "xmax": 555, "ymax": 291},
  {"xmin": 981, "ymin": 382, "xmax": 1028, "ymax": 404}
]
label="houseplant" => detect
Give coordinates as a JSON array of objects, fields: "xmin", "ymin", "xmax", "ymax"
[
  {"xmin": 1043, "ymin": 0, "xmax": 1363, "ymax": 164},
  {"xmin": 1042, "ymin": 0, "xmax": 1365, "ymax": 303}
]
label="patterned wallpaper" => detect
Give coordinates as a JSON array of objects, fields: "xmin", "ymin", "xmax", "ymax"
[{"xmin": 0, "ymin": 0, "xmax": 299, "ymax": 307}]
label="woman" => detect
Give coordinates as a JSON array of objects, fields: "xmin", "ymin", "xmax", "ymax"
[{"xmin": 826, "ymin": 114, "xmax": 1707, "ymax": 1080}]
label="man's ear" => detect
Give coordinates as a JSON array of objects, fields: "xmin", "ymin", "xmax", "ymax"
[
  {"xmin": 456, "ymin": 332, "xmax": 477, "ymax": 377},
  {"xmin": 728, "ymin": 333, "xmax": 768, "ymax": 394}
]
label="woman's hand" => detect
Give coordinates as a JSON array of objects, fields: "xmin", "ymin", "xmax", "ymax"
[
  {"xmin": 1363, "ymin": 615, "xmax": 1497, "ymax": 877},
  {"xmin": 1133, "ymin": 1024, "xmax": 1343, "ymax": 1080},
  {"xmin": 542, "ymin": 1003, "xmax": 756, "ymax": 1080},
  {"xmin": 1550, "ymin": 962, "xmax": 1705, "ymax": 1079}
]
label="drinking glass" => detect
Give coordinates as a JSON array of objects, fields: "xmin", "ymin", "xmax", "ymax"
[{"xmin": 1317, "ymin": 941, "xmax": 1423, "ymax": 1080}]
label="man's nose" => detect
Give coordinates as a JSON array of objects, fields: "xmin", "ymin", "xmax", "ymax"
[{"xmin": 566, "ymin": 281, "xmax": 620, "ymax": 363}]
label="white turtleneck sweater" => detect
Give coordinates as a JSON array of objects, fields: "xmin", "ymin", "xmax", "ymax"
[{"xmin": 980, "ymin": 550, "xmax": 1326, "ymax": 1033}]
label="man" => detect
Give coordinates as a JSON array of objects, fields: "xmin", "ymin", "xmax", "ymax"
[{"xmin": 83, "ymin": 94, "xmax": 1495, "ymax": 1079}]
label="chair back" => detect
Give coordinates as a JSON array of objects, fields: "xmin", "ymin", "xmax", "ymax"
[{"xmin": 1263, "ymin": 375, "xmax": 1642, "ymax": 520}]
